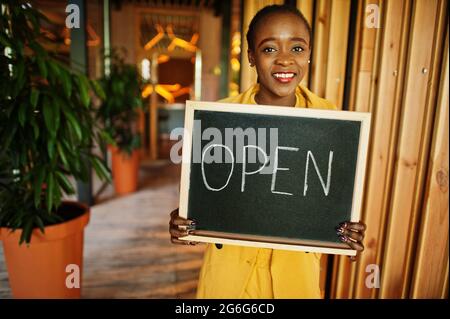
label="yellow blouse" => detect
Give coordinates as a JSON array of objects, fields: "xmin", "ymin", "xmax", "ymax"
[{"xmin": 196, "ymin": 84, "xmax": 337, "ymax": 299}]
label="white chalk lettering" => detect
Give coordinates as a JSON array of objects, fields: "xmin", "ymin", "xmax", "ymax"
[
  {"xmin": 271, "ymin": 146, "xmax": 299, "ymax": 196},
  {"xmin": 241, "ymin": 145, "xmax": 269, "ymax": 192},
  {"xmin": 304, "ymin": 150, "xmax": 334, "ymax": 196},
  {"xmin": 201, "ymin": 144, "xmax": 234, "ymax": 191}
]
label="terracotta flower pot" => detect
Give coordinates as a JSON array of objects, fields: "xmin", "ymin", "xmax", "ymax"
[
  {"xmin": 0, "ymin": 201, "xmax": 89, "ymax": 298},
  {"xmin": 110, "ymin": 146, "xmax": 140, "ymax": 195}
]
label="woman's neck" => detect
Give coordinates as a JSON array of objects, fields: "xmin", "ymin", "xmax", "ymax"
[{"xmin": 254, "ymin": 89, "xmax": 296, "ymax": 107}]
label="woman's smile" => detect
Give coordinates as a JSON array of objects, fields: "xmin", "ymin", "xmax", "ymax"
[{"xmin": 272, "ymin": 71, "xmax": 296, "ymax": 83}]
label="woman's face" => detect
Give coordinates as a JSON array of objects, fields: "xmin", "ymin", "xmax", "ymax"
[{"xmin": 248, "ymin": 12, "xmax": 311, "ymax": 105}]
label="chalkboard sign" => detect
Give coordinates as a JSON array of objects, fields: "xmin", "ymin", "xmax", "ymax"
[{"xmin": 179, "ymin": 101, "xmax": 371, "ymax": 256}]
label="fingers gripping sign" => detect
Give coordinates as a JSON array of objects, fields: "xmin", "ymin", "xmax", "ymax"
[
  {"xmin": 336, "ymin": 221, "xmax": 367, "ymax": 261},
  {"xmin": 169, "ymin": 208, "xmax": 200, "ymax": 245}
]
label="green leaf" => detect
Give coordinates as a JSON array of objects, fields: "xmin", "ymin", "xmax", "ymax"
[
  {"xmin": 18, "ymin": 103, "xmax": 27, "ymax": 127},
  {"xmin": 57, "ymin": 142, "xmax": 68, "ymax": 167},
  {"xmin": 34, "ymin": 168, "xmax": 45, "ymax": 208},
  {"xmin": 51, "ymin": 98, "xmax": 61, "ymax": 132},
  {"xmin": 47, "ymin": 60, "xmax": 60, "ymax": 82},
  {"xmin": 19, "ymin": 218, "xmax": 34, "ymax": 245},
  {"xmin": 35, "ymin": 216, "xmax": 46, "ymax": 234},
  {"xmin": 47, "ymin": 139, "xmax": 55, "ymax": 160},
  {"xmin": 55, "ymin": 171, "xmax": 75, "ymax": 195},
  {"xmin": 77, "ymin": 76, "xmax": 90, "ymax": 108},
  {"xmin": 64, "ymin": 112, "xmax": 82, "ymax": 142},
  {"xmin": 46, "ymin": 173, "xmax": 54, "ymax": 213},
  {"xmin": 30, "ymin": 116, "xmax": 39, "ymax": 140},
  {"xmin": 30, "ymin": 88, "xmax": 39, "ymax": 108},
  {"xmin": 134, "ymin": 97, "xmax": 143, "ymax": 108},
  {"xmin": 90, "ymin": 79, "xmax": 106, "ymax": 100},
  {"xmin": 61, "ymin": 138, "xmax": 75, "ymax": 157},
  {"xmin": 91, "ymin": 156, "xmax": 111, "ymax": 182},
  {"xmin": 43, "ymin": 97, "xmax": 55, "ymax": 134},
  {"xmin": 53, "ymin": 178, "xmax": 62, "ymax": 207},
  {"xmin": 99, "ymin": 130, "xmax": 115, "ymax": 146},
  {"xmin": 15, "ymin": 59, "xmax": 25, "ymax": 83},
  {"xmin": 60, "ymin": 69, "xmax": 72, "ymax": 98},
  {"xmin": 37, "ymin": 56, "xmax": 48, "ymax": 79}
]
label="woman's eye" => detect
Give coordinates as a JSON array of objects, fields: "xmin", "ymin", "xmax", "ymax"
[
  {"xmin": 292, "ymin": 46, "xmax": 304, "ymax": 52},
  {"xmin": 262, "ymin": 47, "xmax": 276, "ymax": 53}
]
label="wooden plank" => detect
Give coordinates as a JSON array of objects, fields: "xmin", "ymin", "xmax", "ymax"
[
  {"xmin": 347, "ymin": 0, "xmax": 364, "ymax": 111},
  {"xmin": 380, "ymin": 0, "xmax": 440, "ymax": 298},
  {"xmin": 351, "ymin": 0, "xmax": 380, "ymax": 113},
  {"xmin": 411, "ymin": 31, "xmax": 448, "ymax": 298},
  {"xmin": 332, "ymin": 0, "xmax": 379, "ymax": 299},
  {"xmin": 333, "ymin": 256, "xmax": 354, "ymax": 298},
  {"xmin": 297, "ymin": 0, "xmax": 315, "ymax": 88},
  {"xmin": 328, "ymin": 0, "xmax": 357, "ymax": 298},
  {"xmin": 442, "ymin": 259, "xmax": 449, "ymax": 298},
  {"xmin": 324, "ymin": 0, "xmax": 351, "ymax": 107},
  {"xmin": 402, "ymin": 0, "xmax": 448, "ymax": 298},
  {"xmin": 352, "ymin": 0, "xmax": 410, "ymax": 299},
  {"xmin": 370, "ymin": 0, "xmax": 412, "ymax": 299},
  {"xmin": 319, "ymin": 254, "xmax": 327, "ymax": 298},
  {"xmin": 298, "ymin": 0, "xmax": 314, "ymax": 25},
  {"xmin": 310, "ymin": 0, "xmax": 331, "ymax": 98}
]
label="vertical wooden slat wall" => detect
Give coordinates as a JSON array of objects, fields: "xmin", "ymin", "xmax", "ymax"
[
  {"xmin": 237, "ymin": 0, "xmax": 448, "ymax": 298},
  {"xmin": 353, "ymin": 0, "xmax": 411, "ymax": 298},
  {"xmin": 330, "ymin": 0, "xmax": 369, "ymax": 299},
  {"xmin": 299, "ymin": 0, "xmax": 448, "ymax": 298},
  {"xmin": 410, "ymin": 28, "xmax": 448, "ymax": 299},
  {"xmin": 380, "ymin": 0, "xmax": 444, "ymax": 298}
]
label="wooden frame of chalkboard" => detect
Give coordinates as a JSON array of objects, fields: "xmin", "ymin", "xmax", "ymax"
[{"xmin": 179, "ymin": 100, "xmax": 371, "ymax": 256}]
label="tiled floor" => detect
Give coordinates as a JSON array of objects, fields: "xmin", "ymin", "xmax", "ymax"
[{"xmin": 0, "ymin": 160, "xmax": 206, "ymax": 298}]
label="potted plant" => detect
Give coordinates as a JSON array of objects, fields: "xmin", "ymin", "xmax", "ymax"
[
  {"xmin": 97, "ymin": 49, "xmax": 143, "ymax": 195},
  {"xmin": 0, "ymin": 1, "xmax": 110, "ymax": 298}
]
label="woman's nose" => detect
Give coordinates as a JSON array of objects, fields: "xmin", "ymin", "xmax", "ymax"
[{"xmin": 274, "ymin": 53, "xmax": 294, "ymax": 66}]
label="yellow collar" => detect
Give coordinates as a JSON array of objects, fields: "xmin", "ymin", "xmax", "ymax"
[{"xmin": 247, "ymin": 84, "xmax": 309, "ymax": 108}]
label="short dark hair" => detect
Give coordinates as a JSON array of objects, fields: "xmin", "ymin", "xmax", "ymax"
[{"xmin": 246, "ymin": 4, "xmax": 313, "ymax": 52}]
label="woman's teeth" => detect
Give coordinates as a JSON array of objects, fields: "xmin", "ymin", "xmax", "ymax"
[
  {"xmin": 273, "ymin": 73, "xmax": 295, "ymax": 78},
  {"xmin": 272, "ymin": 72, "xmax": 296, "ymax": 82}
]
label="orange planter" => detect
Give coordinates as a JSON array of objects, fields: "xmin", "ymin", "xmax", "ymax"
[
  {"xmin": 0, "ymin": 201, "xmax": 89, "ymax": 298},
  {"xmin": 110, "ymin": 146, "xmax": 140, "ymax": 195}
]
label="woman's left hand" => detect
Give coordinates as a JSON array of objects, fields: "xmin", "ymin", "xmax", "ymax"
[{"xmin": 336, "ymin": 221, "xmax": 366, "ymax": 262}]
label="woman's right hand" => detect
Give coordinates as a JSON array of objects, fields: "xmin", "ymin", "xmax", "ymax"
[{"xmin": 169, "ymin": 208, "xmax": 199, "ymax": 245}]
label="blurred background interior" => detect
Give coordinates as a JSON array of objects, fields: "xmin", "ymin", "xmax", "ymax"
[{"xmin": 0, "ymin": 0, "xmax": 448, "ymax": 299}]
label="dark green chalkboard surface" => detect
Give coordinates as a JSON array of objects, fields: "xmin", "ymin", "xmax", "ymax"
[{"xmin": 179, "ymin": 101, "xmax": 371, "ymax": 255}]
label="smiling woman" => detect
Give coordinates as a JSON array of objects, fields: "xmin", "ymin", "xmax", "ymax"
[
  {"xmin": 169, "ymin": 4, "xmax": 367, "ymax": 299},
  {"xmin": 247, "ymin": 6, "xmax": 312, "ymax": 107}
]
